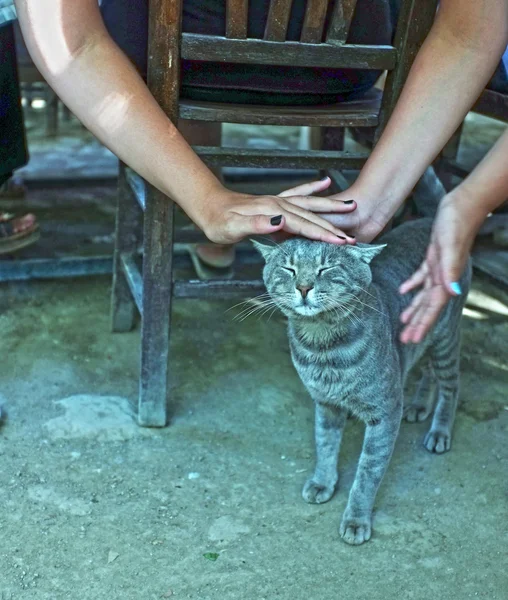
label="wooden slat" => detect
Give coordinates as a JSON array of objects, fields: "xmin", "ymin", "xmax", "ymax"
[
  {"xmin": 0, "ymin": 257, "xmax": 112, "ymax": 282},
  {"xmin": 125, "ymin": 168, "xmax": 146, "ymax": 211},
  {"xmin": 226, "ymin": 0, "xmax": 248, "ymax": 38},
  {"xmin": 326, "ymin": 0, "xmax": 358, "ymax": 44},
  {"xmin": 301, "ymin": 0, "xmax": 329, "ymax": 43},
  {"xmin": 194, "ymin": 147, "xmax": 370, "ymax": 170},
  {"xmin": 174, "ymin": 279, "xmax": 265, "ymax": 299},
  {"xmin": 121, "ymin": 253, "xmax": 143, "ymax": 316},
  {"xmin": 179, "ymin": 89, "xmax": 381, "ymax": 127},
  {"xmin": 264, "ymin": 0, "xmax": 293, "ymax": 41},
  {"xmin": 182, "ymin": 34, "xmax": 397, "ymax": 70}
]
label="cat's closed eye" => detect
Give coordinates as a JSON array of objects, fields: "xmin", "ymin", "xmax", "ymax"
[
  {"xmin": 280, "ymin": 266, "xmax": 296, "ymax": 276},
  {"xmin": 317, "ymin": 266, "xmax": 338, "ymax": 276}
]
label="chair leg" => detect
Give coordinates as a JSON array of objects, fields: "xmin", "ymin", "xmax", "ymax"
[
  {"xmin": 111, "ymin": 163, "xmax": 143, "ymax": 333},
  {"xmin": 138, "ymin": 186, "xmax": 174, "ymax": 427},
  {"xmin": 45, "ymin": 86, "xmax": 59, "ymax": 137}
]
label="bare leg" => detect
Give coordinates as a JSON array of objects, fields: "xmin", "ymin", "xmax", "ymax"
[{"xmin": 303, "ymin": 403, "xmax": 347, "ymax": 504}]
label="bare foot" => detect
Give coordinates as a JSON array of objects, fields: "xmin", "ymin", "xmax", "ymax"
[{"xmin": 196, "ymin": 244, "xmax": 235, "ymax": 268}]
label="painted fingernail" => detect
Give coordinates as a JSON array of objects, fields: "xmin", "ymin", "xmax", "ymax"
[
  {"xmin": 337, "ymin": 235, "xmax": 346, "ymax": 240},
  {"xmin": 270, "ymin": 215, "xmax": 282, "ymax": 226},
  {"xmin": 343, "ymin": 199, "xmax": 354, "ymax": 204},
  {"xmin": 450, "ymin": 282, "xmax": 462, "ymax": 295},
  {"xmin": 320, "ymin": 176, "xmax": 329, "ymax": 181}
]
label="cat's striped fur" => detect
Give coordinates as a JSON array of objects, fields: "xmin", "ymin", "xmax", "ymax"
[{"xmin": 255, "ymin": 218, "xmax": 471, "ymax": 545}]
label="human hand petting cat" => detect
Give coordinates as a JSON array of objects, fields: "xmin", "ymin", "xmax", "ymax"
[
  {"xmin": 398, "ymin": 192, "xmax": 474, "ymax": 344},
  {"xmin": 320, "ymin": 187, "xmax": 402, "ymax": 243},
  {"xmin": 201, "ymin": 177, "xmax": 357, "ymax": 246}
]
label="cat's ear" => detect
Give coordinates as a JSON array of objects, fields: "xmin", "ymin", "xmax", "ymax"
[
  {"xmin": 251, "ymin": 239, "xmax": 276, "ymax": 261},
  {"xmin": 348, "ymin": 243, "xmax": 386, "ymax": 264}
]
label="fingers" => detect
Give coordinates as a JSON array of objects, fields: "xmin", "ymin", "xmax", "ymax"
[
  {"xmin": 283, "ymin": 195, "xmax": 357, "ymax": 214},
  {"xmin": 438, "ymin": 241, "xmax": 466, "ymax": 296},
  {"xmin": 280, "ymin": 201, "xmax": 356, "ymax": 243},
  {"xmin": 281, "ymin": 210, "xmax": 349, "ymax": 244},
  {"xmin": 278, "ymin": 177, "xmax": 331, "ymax": 198},
  {"xmin": 399, "ymin": 261, "xmax": 428, "ymax": 295},
  {"xmin": 400, "ymin": 286, "xmax": 449, "ymax": 344},
  {"xmin": 223, "ymin": 213, "xmax": 286, "ymax": 241},
  {"xmin": 223, "ymin": 210, "xmax": 349, "ymax": 245}
]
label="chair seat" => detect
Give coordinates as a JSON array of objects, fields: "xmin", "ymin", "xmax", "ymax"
[
  {"xmin": 473, "ymin": 89, "xmax": 508, "ymax": 124},
  {"xmin": 179, "ymin": 88, "xmax": 382, "ymax": 127}
]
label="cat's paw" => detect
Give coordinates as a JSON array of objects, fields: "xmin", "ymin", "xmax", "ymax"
[
  {"xmin": 302, "ymin": 479, "xmax": 336, "ymax": 504},
  {"xmin": 404, "ymin": 404, "xmax": 432, "ymax": 423},
  {"xmin": 424, "ymin": 429, "xmax": 452, "ymax": 454},
  {"xmin": 339, "ymin": 514, "xmax": 372, "ymax": 545}
]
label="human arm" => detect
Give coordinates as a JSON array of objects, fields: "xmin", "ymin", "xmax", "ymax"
[
  {"xmin": 324, "ymin": 0, "xmax": 508, "ymax": 241},
  {"xmin": 14, "ymin": 0, "xmax": 356, "ymax": 245},
  {"xmin": 399, "ymin": 127, "xmax": 508, "ymax": 343}
]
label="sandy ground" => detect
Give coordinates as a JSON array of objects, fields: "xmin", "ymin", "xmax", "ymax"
[{"xmin": 0, "ymin": 271, "xmax": 507, "ymax": 600}]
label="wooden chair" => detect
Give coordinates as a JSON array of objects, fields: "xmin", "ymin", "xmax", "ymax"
[
  {"xmin": 437, "ymin": 88, "xmax": 508, "ymax": 187},
  {"xmin": 111, "ymin": 0, "xmax": 438, "ymax": 427}
]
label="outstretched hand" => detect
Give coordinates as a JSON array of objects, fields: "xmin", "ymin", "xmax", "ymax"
[
  {"xmin": 203, "ymin": 177, "xmax": 357, "ymax": 245},
  {"xmin": 398, "ymin": 194, "xmax": 473, "ymax": 344}
]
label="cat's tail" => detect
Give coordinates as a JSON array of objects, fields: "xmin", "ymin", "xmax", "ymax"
[{"xmin": 410, "ymin": 166, "xmax": 447, "ymax": 218}]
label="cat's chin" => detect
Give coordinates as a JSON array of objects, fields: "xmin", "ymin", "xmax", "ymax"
[{"xmin": 292, "ymin": 305, "xmax": 323, "ymax": 318}]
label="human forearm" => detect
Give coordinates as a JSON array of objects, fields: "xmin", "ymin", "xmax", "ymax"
[
  {"xmin": 15, "ymin": 0, "xmax": 221, "ymax": 230},
  {"xmin": 352, "ymin": 0, "xmax": 508, "ymax": 213},
  {"xmin": 448, "ymin": 128, "xmax": 508, "ymax": 232}
]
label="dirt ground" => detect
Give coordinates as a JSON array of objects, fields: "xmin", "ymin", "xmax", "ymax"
[{"xmin": 0, "ymin": 270, "xmax": 507, "ymax": 600}]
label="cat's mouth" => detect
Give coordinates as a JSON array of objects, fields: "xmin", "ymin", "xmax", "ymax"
[{"xmin": 293, "ymin": 302, "xmax": 322, "ymax": 317}]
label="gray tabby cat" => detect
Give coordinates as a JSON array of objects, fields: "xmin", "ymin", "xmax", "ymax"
[{"xmin": 254, "ymin": 218, "xmax": 471, "ymax": 545}]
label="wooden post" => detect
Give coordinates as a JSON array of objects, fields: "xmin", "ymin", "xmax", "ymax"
[
  {"xmin": 138, "ymin": 0, "xmax": 182, "ymax": 426},
  {"xmin": 111, "ymin": 163, "xmax": 143, "ymax": 333}
]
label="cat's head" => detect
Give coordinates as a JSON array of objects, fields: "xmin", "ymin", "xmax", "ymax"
[{"xmin": 253, "ymin": 238, "xmax": 385, "ymax": 319}]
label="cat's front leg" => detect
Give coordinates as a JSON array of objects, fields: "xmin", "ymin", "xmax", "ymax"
[
  {"xmin": 340, "ymin": 402, "xmax": 402, "ymax": 545},
  {"xmin": 303, "ymin": 402, "xmax": 347, "ymax": 505}
]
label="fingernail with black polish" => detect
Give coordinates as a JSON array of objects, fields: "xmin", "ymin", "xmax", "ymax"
[
  {"xmin": 342, "ymin": 199, "xmax": 354, "ymax": 204},
  {"xmin": 270, "ymin": 215, "xmax": 283, "ymax": 226},
  {"xmin": 337, "ymin": 235, "xmax": 346, "ymax": 240},
  {"xmin": 320, "ymin": 176, "xmax": 329, "ymax": 182}
]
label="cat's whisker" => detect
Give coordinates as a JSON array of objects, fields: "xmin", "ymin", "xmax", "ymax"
[
  {"xmin": 225, "ymin": 292, "xmax": 272, "ymax": 314},
  {"xmin": 346, "ymin": 293, "xmax": 386, "ymax": 317},
  {"xmin": 234, "ymin": 302, "xmax": 276, "ymax": 321}
]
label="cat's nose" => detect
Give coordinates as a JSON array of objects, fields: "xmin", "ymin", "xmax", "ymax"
[{"xmin": 297, "ymin": 285, "xmax": 313, "ymax": 299}]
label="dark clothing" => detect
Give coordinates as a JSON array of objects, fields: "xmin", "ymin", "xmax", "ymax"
[
  {"xmin": 0, "ymin": 22, "xmax": 27, "ymax": 183},
  {"xmin": 101, "ymin": 0, "xmax": 394, "ymax": 105}
]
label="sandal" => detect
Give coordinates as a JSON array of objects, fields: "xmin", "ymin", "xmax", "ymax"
[{"xmin": 0, "ymin": 212, "xmax": 40, "ymax": 255}]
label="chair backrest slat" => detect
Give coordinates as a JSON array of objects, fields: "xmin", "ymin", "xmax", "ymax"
[
  {"xmin": 301, "ymin": 0, "xmax": 329, "ymax": 44},
  {"xmin": 226, "ymin": 0, "xmax": 249, "ymax": 39},
  {"xmin": 264, "ymin": 0, "xmax": 294, "ymax": 42},
  {"xmin": 326, "ymin": 0, "xmax": 358, "ymax": 44}
]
